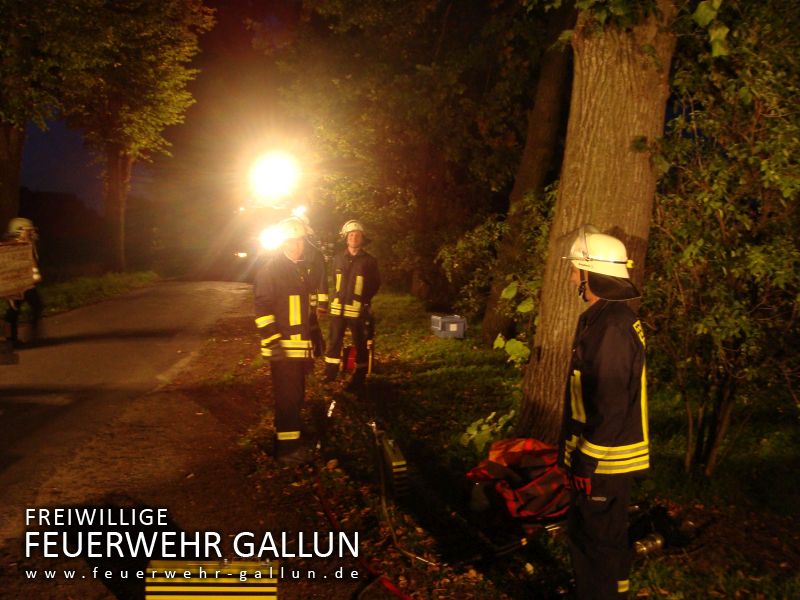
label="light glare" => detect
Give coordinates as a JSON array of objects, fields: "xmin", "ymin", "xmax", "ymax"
[
  {"xmin": 258, "ymin": 225, "xmax": 284, "ymax": 251},
  {"xmin": 249, "ymin": 151, "xmax": 301, "ymax": 204}
]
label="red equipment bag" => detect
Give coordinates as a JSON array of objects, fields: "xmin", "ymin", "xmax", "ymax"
[
  {"xmin": 466, "ymin": 438, "xmax": 570, "ymax": 521},
  {"xmin": 343, "ymin": 345, "xmax": 356, "ymax": 370}
]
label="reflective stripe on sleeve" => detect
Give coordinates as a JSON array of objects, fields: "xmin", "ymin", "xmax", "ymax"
[
  {"xmin": 261, "ymin": 333, "xmax": 281, "ymax": 346},
  {"xmin": 255, "ymin": 315, "xmax": 276, "ymax": 328}
]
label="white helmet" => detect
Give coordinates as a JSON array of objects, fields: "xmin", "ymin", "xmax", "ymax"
[
  {"xmin": 340, "ymin": 220, "xmax": 364, "ymax": 237},
  {"xmin": 278, "ymin": 217, "xmax": 307, "ymax": 241},
  {"xmin": 8, "ymin": 217, "xmax": 35, "ymax": 237},
  {"xmin": 565, "ymin": 225, "xmax": 639, "ymax": 301},
  {"xmin": 566, "ymin": 226, "xmax": 632, "ymax": 278}
]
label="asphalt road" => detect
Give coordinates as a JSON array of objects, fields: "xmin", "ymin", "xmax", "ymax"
[{"xmin": 0, "ymin": 280, "xmax": 253, "ymax": 542}]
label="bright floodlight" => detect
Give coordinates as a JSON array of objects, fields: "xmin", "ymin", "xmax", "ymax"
[
  {"xmin": 258, "ymin": 225, "xmax": 285, "ymax": 251},
  {"xmin": 249, "ymin": 151, "xmax": 301, "ymax": 203}
]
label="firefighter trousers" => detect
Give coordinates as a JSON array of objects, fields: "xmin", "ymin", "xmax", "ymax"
[
  {"xmin": 567, "ymin": 475, "xmax": 633, "ymax": 599},
  {"xmin": 270, "ymin": 359, "xmax": 308, "ymax": 456},
  {"xmin": 324, "ymin": 316, "xmax": 368, "ymax": 382},
  {"xmin": 5, "ymin": 287, "xmax": 43, "ymax": 342}
]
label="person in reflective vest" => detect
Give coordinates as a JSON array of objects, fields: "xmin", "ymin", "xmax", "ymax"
[
  {"xmin": 254, "ymin": 218, "xmax": 315, "ymax": 466},
  {"xmin": 559, "ymin": 225, "xmax": 649, "ymax": 600},
  {"xmin": 4, "ymin": 217, "xmax": 43, "ymax": 346},
  {"xmin": 324, "ymin": 219, "xmax": 380, "ymax": 391}
]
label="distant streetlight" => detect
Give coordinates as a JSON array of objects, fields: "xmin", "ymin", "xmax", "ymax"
[{"xmin": 248, "ymin": 151, "xmax": 301, "ymax": 206}]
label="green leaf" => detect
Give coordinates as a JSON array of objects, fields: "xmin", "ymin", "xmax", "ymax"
[
  {"xmin": 692, "ymin": 1, "xmax": 718, "ymax": 28},
  {"xmin": 709, "ymin": 22, "xmax": 730, "ymax": 57},
  {"xmin": 501, "ymin": 281, "xmax": 519, "ymax": 300},
  {"xmin": 737, "ymin": 86, "xmax": 752, "ymax": 105},
  {"xmin": 504, "ymin": 338, "xmax": 531, "ymax": 363},
  {"xmin": 473, "ymin": 430, "xmax": 492, "ymax": 454},
  {"xmin": 493, "ymin": 334, "xmax": 506, "ymax": 350},
  {"xmin": 653, "ymin": 154, "xmax": 671, "ymax": 177},
  {"xmin": 516, "ymin": 297, "xmax": 535, "ymax": 313}
]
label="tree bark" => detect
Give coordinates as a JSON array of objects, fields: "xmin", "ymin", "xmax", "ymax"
[
  {"xmin": 481, "ymin": 4, "xmax": 575, "ymax": 345},
  {"xmin": 103, "ymin": 144, "xmax": 133, "ymax": 272},
  {"xmin": 0, "ymin": 122, "xmax": 25, "ymax": 227},
  {"xmin": 516, "ymin": 2, "xmax": 677, "ymax": 443}
]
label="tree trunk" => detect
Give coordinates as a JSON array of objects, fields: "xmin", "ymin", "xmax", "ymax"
[
  {"xmin": 703, "ymin": 384, "xmax": 735, "ymax": 477},
  {"xmin": 516, "ymin": 2, "xmax": 677, "ymax": 443},
  {"xmin": 103, "ymin": 145, "xmax": 133, "ymax": 272},
  {"xmin": 481, "ymin": 4, "xmax": 575, "ymax": 345},
  {"xmin": 0, "ymin": 122, "xmax": 25, "ymax": 227}
]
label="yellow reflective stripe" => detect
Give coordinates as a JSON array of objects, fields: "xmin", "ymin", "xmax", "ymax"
[
  {"xmin": 595, "ymin": 456, "xmax": 650, "ymax": 474},
  {"xmin": 280, "ymin": 340, "xmax": 312, "ymax": 349},
  {"xmin": 317, "ymin": 293, "xmax": 329, "ymax": 302},
  {"xmin": 255, "ymin": 315, "xmax": 276, "ymax": 328},
  {"xmin": 578, "ymin": 438, "xmax": 649, "ymax": 460},
  {"xmin": 335, "ymin": 273, "xmax": 341, "ymax": 292},
  {"xmin": 291, "ymin": 333, "xmax": 301, "ymax": 341},
  {"xmin": 563, "ymin": 435, "xmax": 578, "ymax": 466},
  {"xmin": 277, "ymin": 431, "xmax": 301, "ymax": 441},
  {"xmin": 570, "ymin": 370, "xmax": 586, "ymax": 423},
  {"xmin": 633, "ymin": 320, "xmax": 646, "ymax": 347},
  {"xmin": 325, "ymin": 356, "xmax": 341, "ymax": 365},
  {"xmin": 354, "ymin": 275, "xmax": 363, "ymax": 296},
  {"xmin": 289, "ymin": 294, "xmax": 301, "ymax": 326},
  {"xmin": 261, "ymin": 333, "xmax": 281, "ymax": 345},
  {"xmin": 641, "ymin": 364, "xmax": 649, "ymax": 444},
  {"xmin": 285, "ymin": 349, "xmax": 311, "ymax": 358},
  {"xmin": 618, "ymin": 580, "xmax": 630, "ymax": 593}
]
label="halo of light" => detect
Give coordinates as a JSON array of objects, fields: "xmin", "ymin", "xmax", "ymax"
[
  {"xmin": 248, "ymin": 151, "xmax": 301, "ymax": 204},
  {"xmin": 258, "ymin": 225, "xmax": 285, "ymax": 251}
]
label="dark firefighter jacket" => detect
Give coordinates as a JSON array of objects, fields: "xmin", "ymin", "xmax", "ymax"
[
  {"xmin": 559, "ymin": 299, "xmax": 649, "ymax": 478},
  {"xmin": 329, "ymin": 248, "xmax": 380, "ymax": 319},
  {"xmin": 254, "ymin": 252, "xmax": 313, "ymax": 360},
  {"xmin": 303, "ymin": 242, "xmax": 328, "ymax": 311}
]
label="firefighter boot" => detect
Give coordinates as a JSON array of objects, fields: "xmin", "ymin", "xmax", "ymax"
[{"xmin": 324, "ymin": 362, "xmax": 339, "ymax": 383}]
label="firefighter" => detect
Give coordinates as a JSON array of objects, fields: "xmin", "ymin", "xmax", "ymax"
[
  {"xmin": 4, "ymin": 218, "xmax": 43, "ymax": 346},
  {"xmin": 324, "ymin": 219, "xmax": 380, "ymax": 391},
  {"xmin": 559, "ymin": 226, "xmax": 649, "ymax": 600},
  {"xmin": 254, "ymin": 217, "xmax": 315, "ymax": 466}
]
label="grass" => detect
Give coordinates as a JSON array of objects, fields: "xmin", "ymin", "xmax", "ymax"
[{"xmin": 37, "ymin": 271, "xmax": 160, "ymax": 315}]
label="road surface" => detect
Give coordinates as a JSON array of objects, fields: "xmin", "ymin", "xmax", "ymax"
[{"xmin": 0, "ymin": 280, "xmax": 253, "ymax": 542}]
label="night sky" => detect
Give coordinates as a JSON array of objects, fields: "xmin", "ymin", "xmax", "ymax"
[{"xmin": 21, "ymin": 121, "xmax": 104, "ymax": 213}]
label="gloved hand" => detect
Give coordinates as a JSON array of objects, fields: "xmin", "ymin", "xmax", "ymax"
[{"xmin": 571, "ymin": 474, "xmax": 592, "ymax": 496}]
